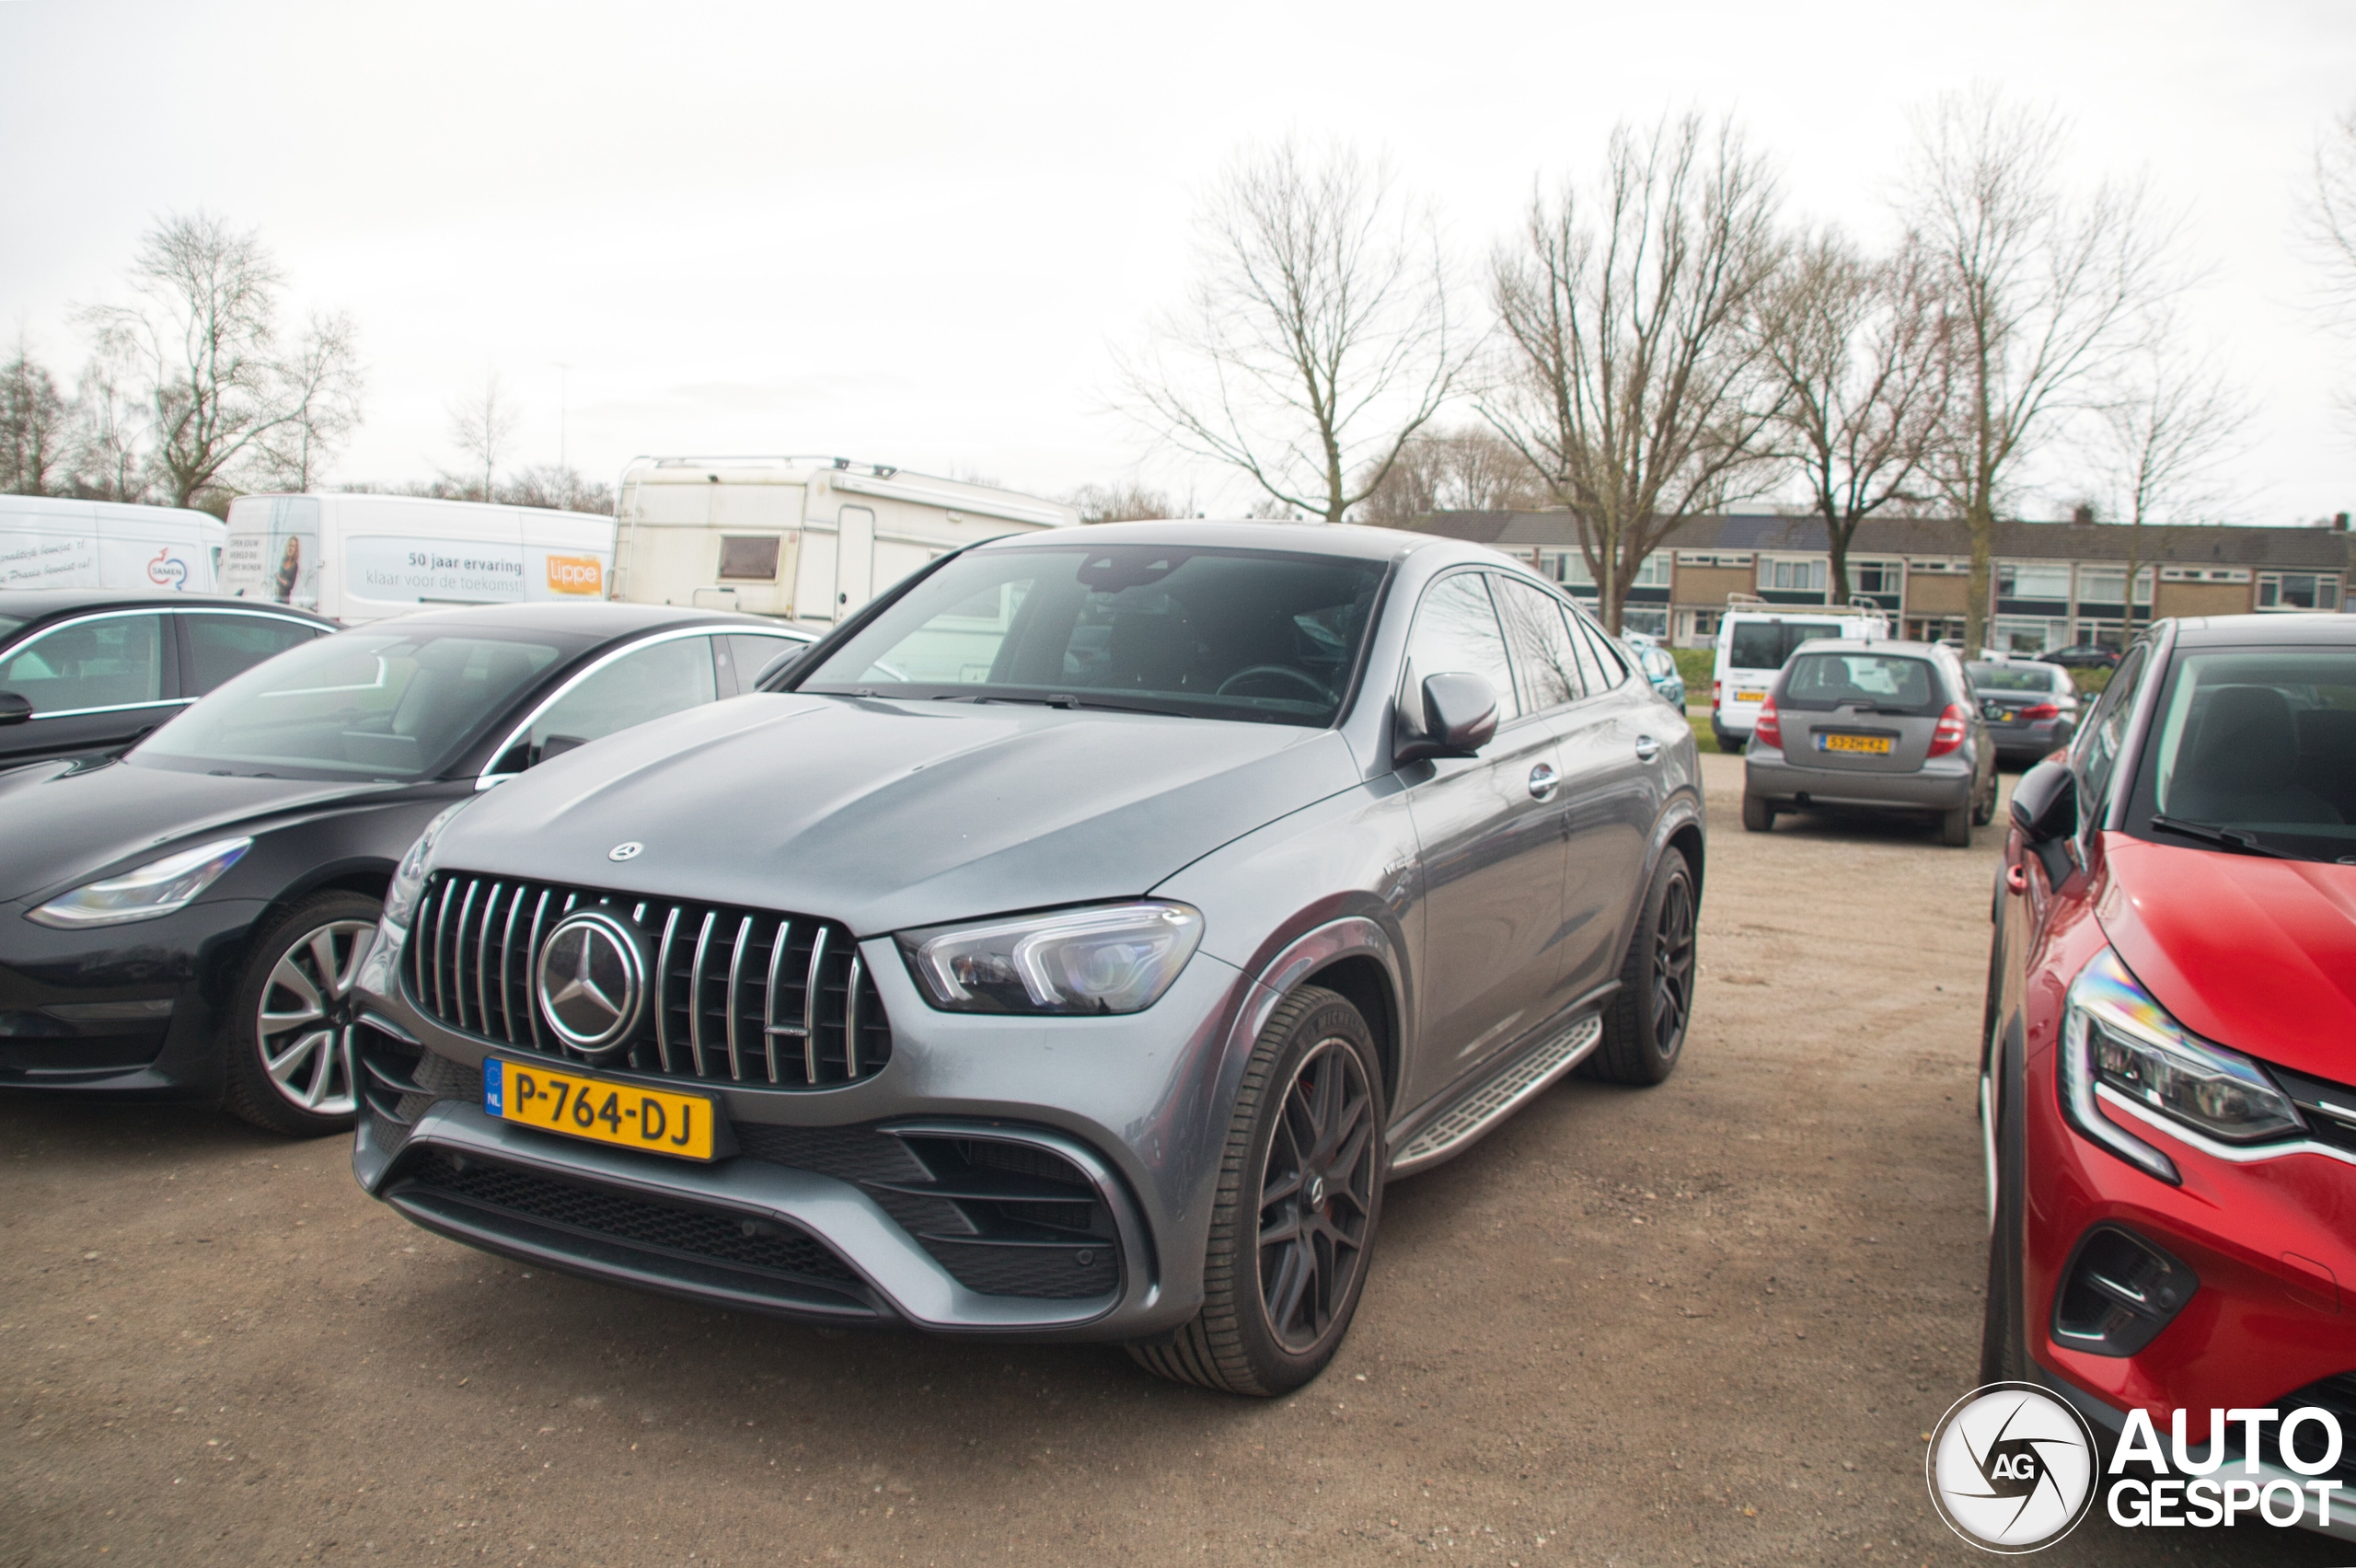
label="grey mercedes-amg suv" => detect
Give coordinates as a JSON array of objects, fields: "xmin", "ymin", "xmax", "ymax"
[{"xmin": 351, "ymin": 521, "xmax": 1704, "ymax": 1394}]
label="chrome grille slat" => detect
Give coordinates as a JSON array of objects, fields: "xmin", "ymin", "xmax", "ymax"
[{"xmin": 405, "ymin": 873, "xmax": 888, "ymax": 1090}]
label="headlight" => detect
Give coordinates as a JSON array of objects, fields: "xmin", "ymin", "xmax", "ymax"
[
  {"xmin": 2062, "ymin": 948, "xmax": 2303, "ymax": 1182},
  {"xmin": 385, "ymin": 801, "xmax": 474, "ymax": 926},
  {"xmin": 27, "ymin": 837, "xmax": 252, "ymax": 929},
  {"xmin": 900, "ymin": 902, "xmax": 1205, "ymax": 1015}
]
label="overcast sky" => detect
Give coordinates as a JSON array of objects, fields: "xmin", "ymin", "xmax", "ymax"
[{"xmin": 4, "ymin": 0, "xmax": 2352, "ymax": 524}]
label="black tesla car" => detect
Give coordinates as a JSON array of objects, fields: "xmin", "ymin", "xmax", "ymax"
[
  {"xmin": 0, "ymin": 602, "xmax": 812, "ymax": 1135},
  {"xmin": 0, "ymin": 589, "xmax": 335, "ymax": 771}
]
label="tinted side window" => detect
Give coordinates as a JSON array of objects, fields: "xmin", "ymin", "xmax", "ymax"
[
  {"xmin": 185, "ymin": 614, "xmax": 322, "ymax": 694},
  {"xmin": 1404, "ymin": 572, "xmax": 1519, "ymax": 723},
  {"xmin": 0, "ymin": 615, "xmax": 164, "ymax": 714},
  {"xmin": 1571, "ymin": 612, "xmax": 1631, "ymax": 689},
  {"xmin": 526, "ymin": 635, "xmax": 719, "ymax": 759},
  {"xmin": 2075, "ymin": 643, "xmax": 2150, "ymax": 815},
  {"xmin": 728, "ymin": 633, "xmax": 805, "ymax": 690},
  {"xmin": 1494, "ymin": 578, "xmax": 1581, "ymax": 711}
]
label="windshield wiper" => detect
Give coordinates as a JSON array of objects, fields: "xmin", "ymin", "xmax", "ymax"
[
  {"xmin": 933, "ymin": 693, "xmax": 1189, "ymax": 719},
  {"xmin": 2147, "ymin": 816, "xmax": 2296, "ymax": 859}
]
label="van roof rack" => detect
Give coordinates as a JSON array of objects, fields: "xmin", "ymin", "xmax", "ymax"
[{"xmin": 1723, "ymin": 593, "xmax": 1888, "ymax": 617}]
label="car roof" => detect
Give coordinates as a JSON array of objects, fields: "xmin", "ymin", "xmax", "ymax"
[
  {"xmin": 972, "ymin": 519, "xmax": 1450, "ymax": 565},
  {"xmin": 1788, "ymin": 636, "xmax": 1945, "ymax": 656},
  {"xmin": 2165, "ymin": 612, "xmax": 2356, "ymax": 650},
  {"xmin": 344, "ymin": 602, "xmax": 809, "ymax": 638},
  {"xmin": 0, "ymin": 588, "xmax": 336, "ymax": 628}
]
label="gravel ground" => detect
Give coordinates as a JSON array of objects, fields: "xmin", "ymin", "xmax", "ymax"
[{"xmin": 2, "ymin": 753, "xmax": 2337, "ymax": 1567}]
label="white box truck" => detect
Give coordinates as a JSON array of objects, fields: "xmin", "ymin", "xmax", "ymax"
[
  {"xmin": 609, "ymin": 456, "xmax": 1080, "ymax": 622},
  {"xmin": 0, "ymin": 496, "xmax": 227, "ymax": 593},
  {"xmin": 218, "ymin": 493, "xmax": 616, "ymax": 624}
]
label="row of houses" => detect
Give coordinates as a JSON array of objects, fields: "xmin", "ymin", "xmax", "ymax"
[{"xmin": 1408, "ymin": 509, "xmax": 2354, "ymax": 650}]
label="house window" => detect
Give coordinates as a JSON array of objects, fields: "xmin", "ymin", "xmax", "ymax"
[
  {"xmin": 1541, "ymin": 551, "xmax": 1669, "ymax": 588},
  {"xmin": 1758, "ymin": 557, "xmax": 1827, "ymax": 594},
  {"xmin": 2258, "ymin": 572, "xmax": 2342, "ymax": 611},
  {"xmin": 1995, "ymin": 562, "xmax": 2072, "ymax": 600},
  {"xmin": 1852, "ymin": 560, "xmax": 1902, "ymax": 595},
  {"xmin": 1678, "ymin": 609, "xmax": 1722, "ymax": 645},
  {"xmin": 1990, "ymin": 617, "xmax": 2068, "ymax": 654}
]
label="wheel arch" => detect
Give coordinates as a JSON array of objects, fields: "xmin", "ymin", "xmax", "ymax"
[{"xmin": 1301, "ymin": 952, "xmax": 1401, "ymax": 1113}]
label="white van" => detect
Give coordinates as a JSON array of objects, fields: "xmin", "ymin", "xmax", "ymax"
[
  {"xmin": 0, "ymin": 496, "xmax": 225, "ymax": 594},
  {"xmin": 1712, "ymin": 597, "xmax": 1892, "ymax": 749},
  {"xmin": 611, "ymin": 456, "xmax": 1079, "ymax": 622},
  {"xmin": 219, "ymin": 493, "xmax": 616, "ymax": 624}
]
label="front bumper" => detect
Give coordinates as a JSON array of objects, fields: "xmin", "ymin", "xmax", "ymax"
[
  {"xmin": 353, "ymin": 919, "xmax": 1259, "ymax": 1341},
  {"xmin": 1743, "ymin": 751, "xmax": 1974, "ymax": 812}
]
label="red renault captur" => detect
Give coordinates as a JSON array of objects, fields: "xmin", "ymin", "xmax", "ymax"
[{"xmin": 1982, "ymin": 613, "xmax": 2356, "ymax": 1537}]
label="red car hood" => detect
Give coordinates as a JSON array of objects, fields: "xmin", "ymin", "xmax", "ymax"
[{"xmin": 2096, "ymin": 835, "xmax": 2356, "ymax": 1082}]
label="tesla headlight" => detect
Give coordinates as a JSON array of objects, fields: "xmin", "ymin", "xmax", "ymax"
[
  {"xmin": 900, "ymin": 902, "xmax": 1205, "ymax": 1015},
  {"xmin": 2062, "ymin": 948, "xmax": 2303, "ymax": 1182},
  {"xmin": 27, "ymin": 837, "xmax": 253, "ymax": 929},
  {"xmin": 384, "ymin": 801, "xmax": 474, "ymax": 927}
]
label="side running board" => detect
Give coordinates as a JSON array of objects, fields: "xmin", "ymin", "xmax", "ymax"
[{"xmin": 1388, "ymin": 1013, "xmax": 1604, "ymax": 1176}]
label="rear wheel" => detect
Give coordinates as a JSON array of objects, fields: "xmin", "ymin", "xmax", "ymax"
[
  {"xmin": 222, "ymin": 891, "xmax": 378, "ymax": 1136},
  {"xmin": 1128, "ymin": 986, "xmax": 1384, "ymax": 1396},
  {"xmin": 1740, "ymin": 793, "xmax": 1775, "ymax": 833},
  {"xmin": 1940, "ymin": 804, "xmax": 1973, "ymax": 848},
  {"xmin": 1585, "ymin": 848, "xmax": 1696, "ymax": 1086},
  {"xmin": 1971, "ymin": 773, "xmax": 1997, "ymax": 825}
]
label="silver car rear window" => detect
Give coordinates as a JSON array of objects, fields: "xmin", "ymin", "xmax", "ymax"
[{"xmin": 1781, "ymin": 652, "xmax": 1938, "ymax": 714}]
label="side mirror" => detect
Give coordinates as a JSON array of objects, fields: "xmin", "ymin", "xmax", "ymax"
[
  {"xmin": 1396, "ymin": 672, "xmax": 1499, "ymax": 764},
  {"xmin": 537, "ymin": 734, "xmax": 588, "ymax": 765},
  {"xmin": 0, "ymin": 692, "xmax": 29, "ymax": 727},
  {"xmin": 2010, "ymin": 758, "xmax": 2077, "ymax": 843}
]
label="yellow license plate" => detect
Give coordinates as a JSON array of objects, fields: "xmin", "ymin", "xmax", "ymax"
[
  {"xmin": 482, "ymin": 1057, "xmax": 718, "ymax": 1160},
  {"xmin": 1736, "ymin": 689, "xmax": 1767, "ymax": 703},
  {"xmin": 1818, "ymin": 732, "xmax": 1892, "ymax": 755}
]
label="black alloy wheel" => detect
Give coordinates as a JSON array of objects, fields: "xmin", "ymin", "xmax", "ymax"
[
  {"xmin": 1128, "ymin": 985, "xmax": 1385, "ymax": 1396},
  {"xmin": 1586, "ymin": 847, "xmax": 1697, "ymax": 1085}
]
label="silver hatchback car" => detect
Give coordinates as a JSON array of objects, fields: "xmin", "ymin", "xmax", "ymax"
[
  {"xmin": 350, "ymin": 522, "xmax": 1704, "ymax": 1395},
  {"xmin": 1740, "ymin": 638, "xmax": 1998, "ymax": 847}
]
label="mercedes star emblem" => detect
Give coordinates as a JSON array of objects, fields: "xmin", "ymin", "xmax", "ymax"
[
  {"xmin": 535, "ymin": 910, "xmax": 644, "ymax": 1055},
  {"xmin": 609, "ymin": 841, "xmax": 643, "ymax": 861}
]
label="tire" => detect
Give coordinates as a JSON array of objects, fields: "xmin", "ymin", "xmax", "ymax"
[
  {"xmin": 1971, "ymin": 774, "xmax": 1997, "ymax": 826},
  {"xmin": 1978, "ymin": 1026, "xmax": 2029, "ymax": 1385},
  {"xmin": 1740, "ymin": 793, "xmax": 1774, "ymax": 833},
  {"xmin": 1941, "ymin": 804, "xmax": 1973, "ymax": 847},
  {"xmin": 221, "ymin": 890, "xmax": 379, "ymax": 1136},
  {"xmin": 1128, "ymin": 986, "xmax": 1385, "ymax": 1397},
  {"xmin": 1585, "ymin": 847, "xmax": 1697, "ymax": 1086}
]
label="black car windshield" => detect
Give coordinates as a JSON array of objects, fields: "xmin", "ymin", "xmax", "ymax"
[
  {"xmin": 1969, "ymin": 663, "xmax": 2061, "ymax": 693},
  {"xmin": 1780, "ymin": 651, "xmax": 1939, "ymax": 713},
  {"xmin": 135, "ymin": 628, "xmax": 567, "ymax": 779},
  {"xmin": 793, "ymin": 545, "xmax": 1389, "ymax": 726},
  {"xmin": 2127, "ymin": 648, "xmax": 2356, "ymax": 859}
]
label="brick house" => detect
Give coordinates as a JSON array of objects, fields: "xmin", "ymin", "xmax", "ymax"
[{"xmin": 1407, "ymin": 510, "xmax": 2353, "ymax": 650}]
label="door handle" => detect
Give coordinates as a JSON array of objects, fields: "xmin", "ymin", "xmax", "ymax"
[
  {"xmin": 2004, "ymin": 863, "xmax": 2028, "ymax": 895},
  {"xmin": 1634, "ymin": 734, "xmax": 1661, "ymax": 764},
  {"xmin": 1528, "ymin": 763, "xmax": 1558, "ymax": 800}
]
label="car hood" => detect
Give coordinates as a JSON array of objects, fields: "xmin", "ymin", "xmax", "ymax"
[
  {"xmin": 2096, "ymin": 835, "xmax": 2356, "ymax": 1081},
  {"xmin": 0, "ymin": 757, "xmax": 395, "ymax": 905},
  {"xmin": 435, "ymin": 693, "xmax": 1363, "ymax": 936}
]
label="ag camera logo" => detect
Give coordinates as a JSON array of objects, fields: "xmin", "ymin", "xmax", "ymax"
[{"xmin": 1926, "ymin": 1383, "xmax": 2097, "ymax": 1552}]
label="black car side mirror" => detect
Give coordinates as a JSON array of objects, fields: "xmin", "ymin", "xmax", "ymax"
[
  {"xmin": 2011, "ymin": 759, "xmax": 2077, "ymax": 843},
  {"xmin": 1396, "ymin": 673, "xmax": 1499, "ymax": 764},
  {"xmin": 0, "ymin": 692, "xmax": 29, "ymax": 727}
]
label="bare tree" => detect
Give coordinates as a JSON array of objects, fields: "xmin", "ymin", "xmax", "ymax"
[
  {"xmin": 67, "ymin": 358, "xmax": 151, "ymax": 502},
  {"xmin": 445, "ymin": 372, "xmax": 518, "ymax": 502},
  {"xmin": 1482, "ymin": 113, "xmax": 1789, "ymax": 632},
  {"xmin": 1900, "ymin": 88, "xmax": 2179, "ymax": 651},
  {"xmin": 2097, "ymin": 337, "xmax": 2253, "ymax": 637},
  {"xmin": 1117, "ymin": 136, "xmax": 1467, "ymax": 521},
  {"xmin": 2311, "ymin": 106, "xmax": 2356, "ymax": 321},
  {"xmin": 0, "ymin": 340, "xmax": 72, "ymax": 496},
  {"xmin": 1068, "ymin": 481, "xmax": 1174, "ymax": 523},
  {"xmin": 1357, "ymin": 425, "xmax": 1548, "ymax": 525},
  {"xmin": 257, "ymin": 311, "xmax": 365, "ymax": 491},
  {"xmin": 1765, "ymin": 228, "xmax": 1954, "ymax": 605}
]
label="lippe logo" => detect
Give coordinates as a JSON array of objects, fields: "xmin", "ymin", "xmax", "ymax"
[
  {"xmin": 1926, "ymin": 1383, "xmax": 2098, "ymax": 1552},
  {"xmin": 546, "ymin": 555, "xmax": 604, "ymax": 594},
  {"xmin": 146, "ymin": 548, "xmax": 189, "ymax": 589}
]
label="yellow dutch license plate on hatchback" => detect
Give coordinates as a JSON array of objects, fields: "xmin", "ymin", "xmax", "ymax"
[
  {"xmin": 1817, "ymin": 732, "xmax": 1893, "ymax": 755},
  {"xmin": 482, "ymin": 1057, "xmax": 718, "ymax": 1160}
]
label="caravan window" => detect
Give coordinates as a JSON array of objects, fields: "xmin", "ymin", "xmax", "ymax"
[{"xmin": 718, "ymin": 536, "xmax": 781, "ymax": 582}]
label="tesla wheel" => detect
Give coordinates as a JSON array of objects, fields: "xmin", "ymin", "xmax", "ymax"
[
  {"xmin": 1940, "ymin": 803, "xmax": 1973, "ymax": 847},
  {"xmin": 1128, "ymin": 986, "xmax": 1385, "ymax": 1397},
  {"xmin": 1586, "ymin": 847, "xmax": 1697, "ymax": 1086},
  {"xmin": 1740, "ymin": 793, "xmax": 1774, "ymax": 833},
  {"xmin": 221, "ymin": 890, "xmax": 379, "ymax": 1136}
]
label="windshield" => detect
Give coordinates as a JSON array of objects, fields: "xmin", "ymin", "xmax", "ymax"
[
  {"xmin": 1780, "ymin": 651, "xmax": 1939, "ymax": 714},
  {"xmin": 795, "ymin": 545, "xmax": 1389, "ymax": 727},
  {"xmin": 1728, "ymin": 620, "xmax": 1842, "ymax": 671},
  {"xmin": 136, "ymin": 628, "xmax": 565, "ymax": 779},
  {"xmin": 2128, "ymin": 648, "xmax": 2356, "ymax": 859},
  {"xmin": 1969, "ymin": 663, "xmax": 2061, "ymax": 694}
]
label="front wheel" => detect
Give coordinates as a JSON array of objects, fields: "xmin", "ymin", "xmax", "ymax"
[
  {"xmin": 1128, "ymin": 986, "xmax": 1385, "ymax": 1396},
  {"xmin": 1941, "ymin": 804, "xmax": 1973, "ymax": 848},
  {"xmin": 1585, "ymin": 847, "xmax": 1697, "ymax": 1086},
  {"xmin": 222, "ymin": 890, "xmax": 380, "ymax": 1136}
]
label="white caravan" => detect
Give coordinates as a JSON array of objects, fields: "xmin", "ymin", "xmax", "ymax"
[
  {"xmin": 0, "ymin": 496, "xmax": 226, "ymax": 594},
  {"xmin": 610, "ymin": 457, "xmax": 1080, "ymax": 622},
  {"xmin": 219, "ymin": 493, "xmax": 616, "ymax": 624},
  {"xmin": 1710, "ymin": 595, "xmax": 1892, "ymax": 750}
]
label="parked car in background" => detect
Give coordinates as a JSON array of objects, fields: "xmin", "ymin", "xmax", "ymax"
[
  {"xmin": 350, "ymin": 521, "xmax": 1704, "ymax": 1396},
  {"xmin": 1, "ymin": 495, "xmax": 226, "ymax": 594},
  {"xmin": 1741, "ymin": 639, "xmax": 1998, "ymax": 846},
  {"xmin": 1623, "ymin": 637, "xmax": 1685, "ymax": 709},
  {"xmin": 1710, "ymin": 598, "xmax": 1890, "ymax": 750},
  {"xmin": 0, "ymin": 604, "xmax": 811, "ymax": 1135},
  {"xmin": 1967, "ymin": 658, "xmax": 2081, "ymax": 765},
  {"xmin": 2037, "ymin": 642, "xmax": 2121, "ymax": 672},
  {"xmin": 0, "ymin": 589, "xmax": 332, "ymax": 773},
  {"xmin": 1984, "ymin": 614, "xmax": 2356, "ymax": 1542}
]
